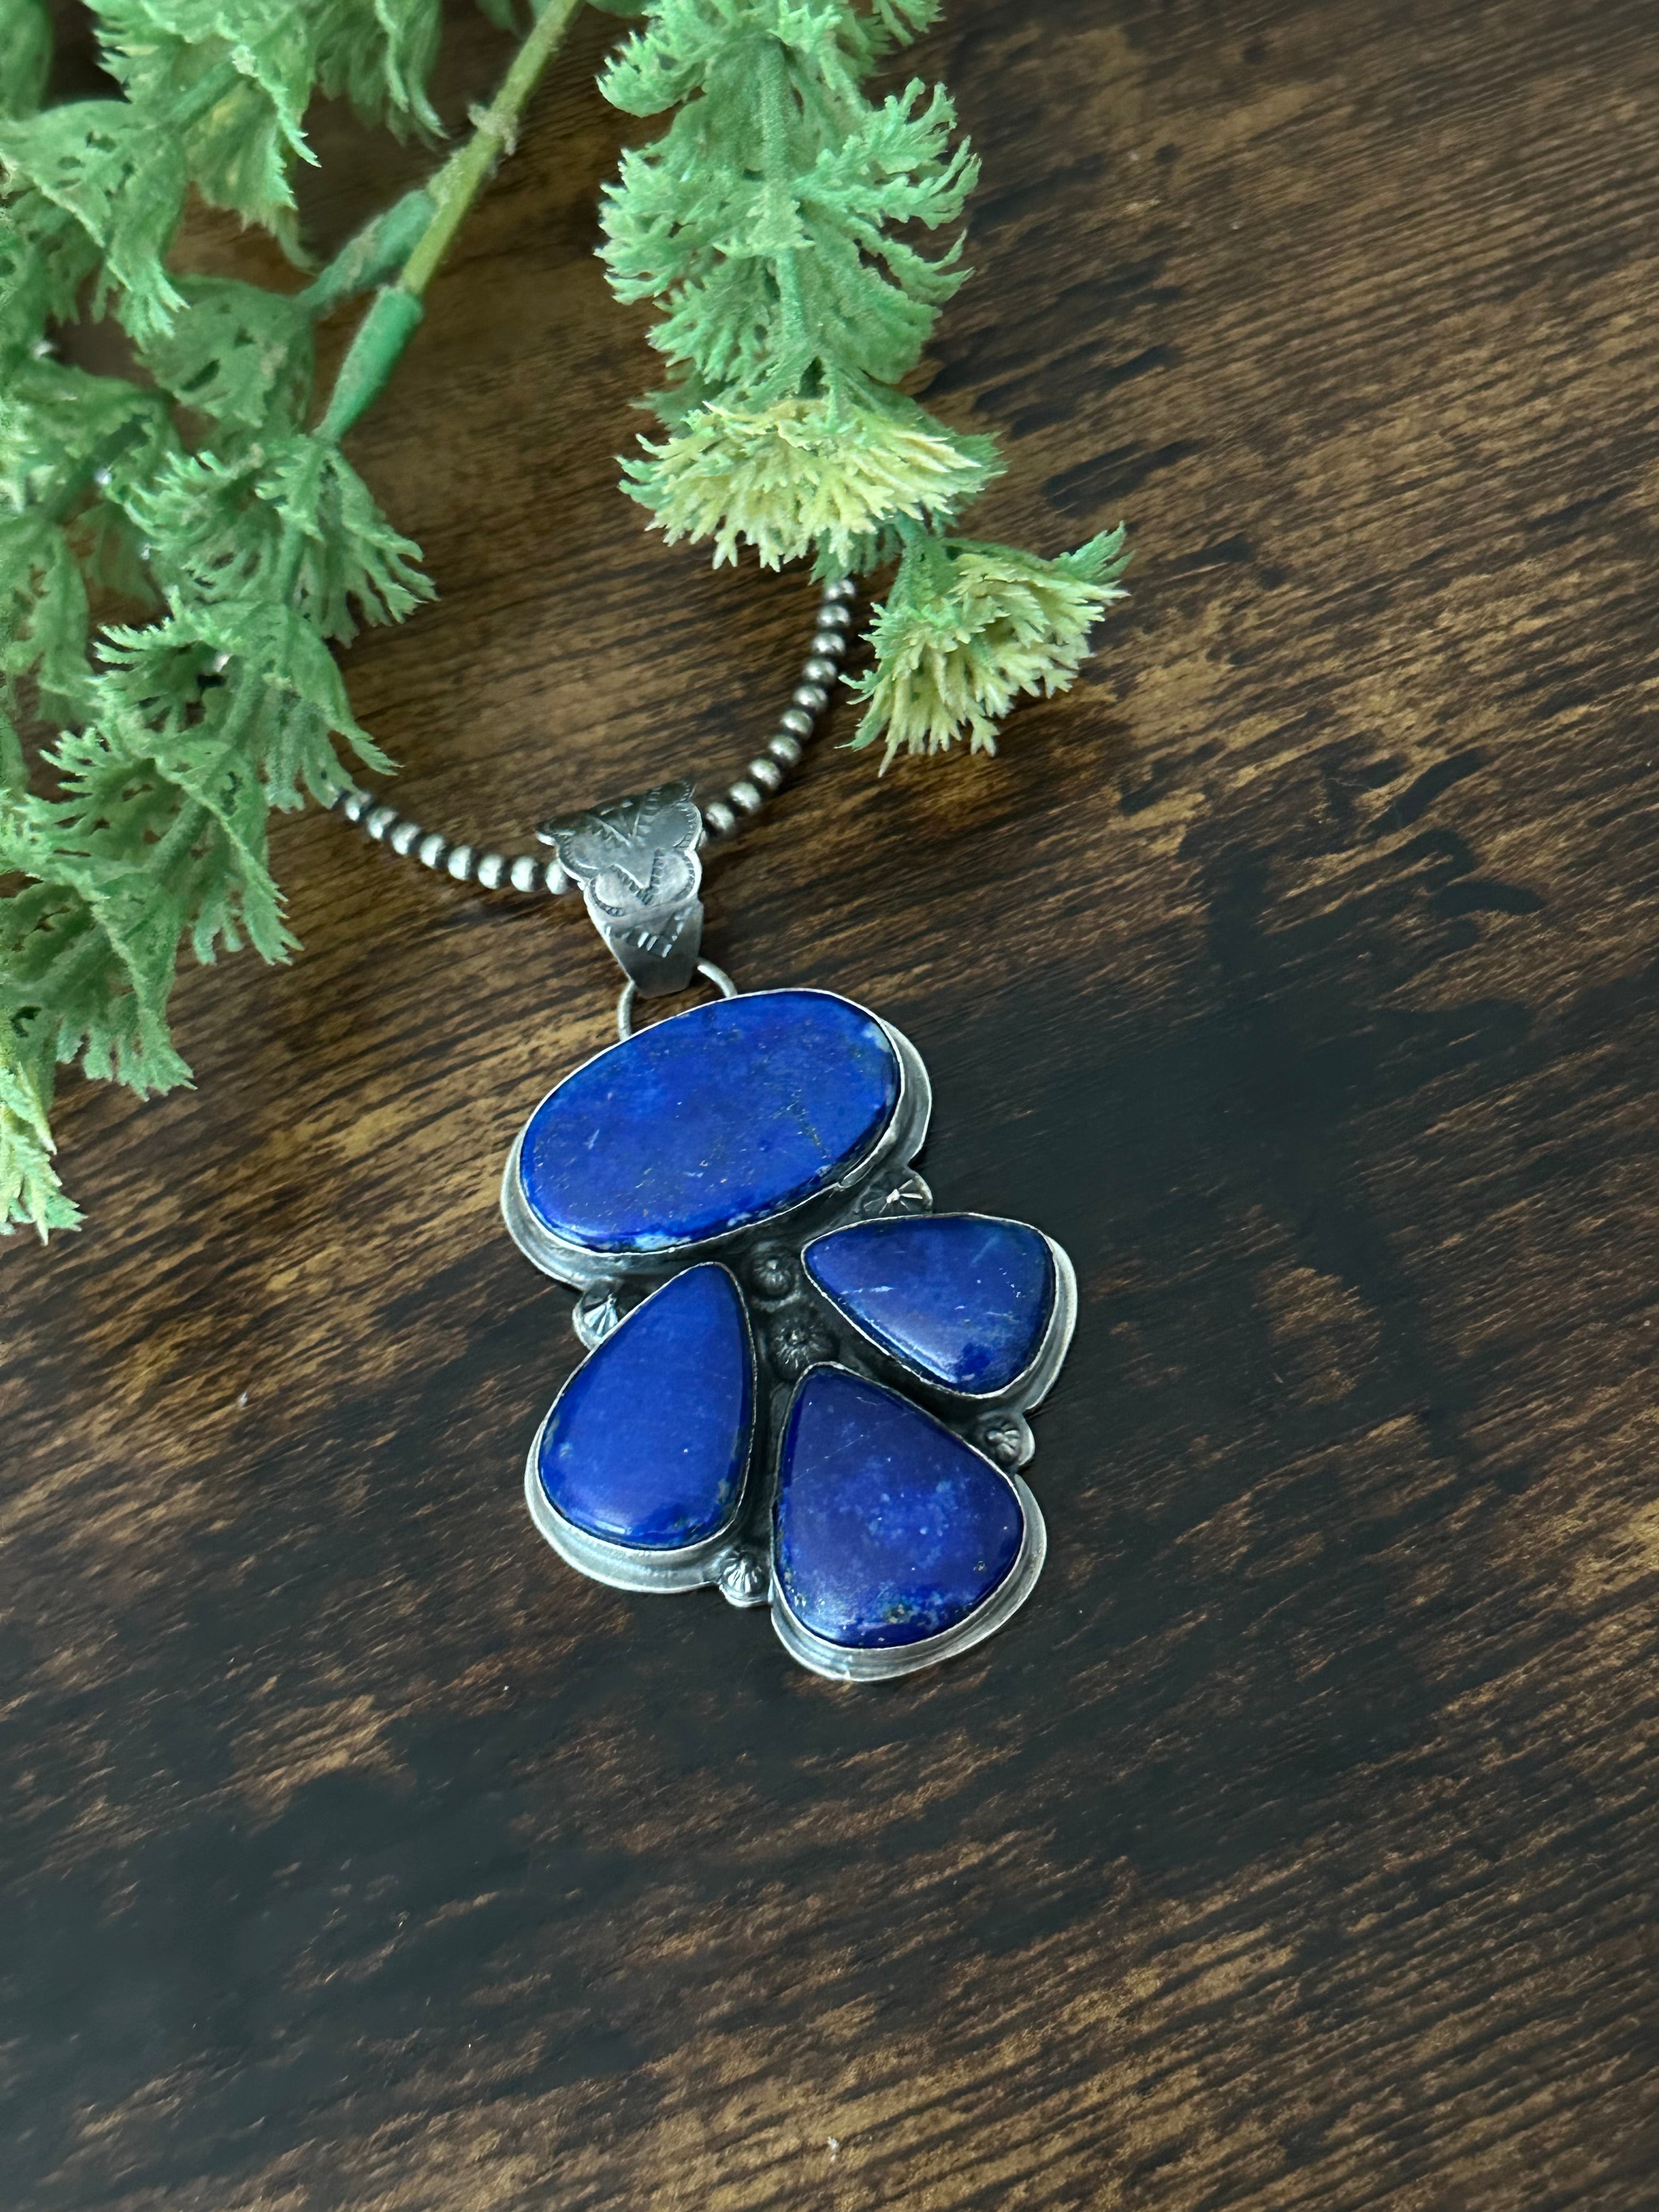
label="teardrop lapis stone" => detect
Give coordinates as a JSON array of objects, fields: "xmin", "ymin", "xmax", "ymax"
[
  {"xmin": 517, "ymin": 990, "xmax": 901, "ymax": 1255},
  {"xmin": 537, "ymin": 1263, "xmax": 753, "ymax": 1550},
  {"xmin": 774, "ymin": 1367, "xmax": 1026, "ymax": 1649},
  {"xmin": 805, "ymin": 1213, "xmax": 1057, "ymax": 1394}
]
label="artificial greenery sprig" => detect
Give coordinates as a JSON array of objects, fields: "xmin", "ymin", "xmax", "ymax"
[
  {"xmin": 597, "ymin": 0, "xmax": 1129, "ymax": 759},
  {"xmin": 1, "ymin": 0, "xmax": 1126, "ymax": 1240},
  {"xmin": 0, "ymin": 0, "xmax": 586, "ymax": 1238}
]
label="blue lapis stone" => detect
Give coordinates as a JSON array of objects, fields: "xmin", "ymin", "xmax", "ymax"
[
  {"xmin": 537, "ymin": 1263, "xmax": 753, "ymax": 1550},
  {"xmin": 518, "ymin": 990, "xmax": 901, "ymax": 1255},
  {"xmin": 805, "ymin": 1214, "xmax": 1056, "ymax": 1394},
  {"xmin": 774, "ymin": 1367, "xmax": 1026, "ymax": 1649}
]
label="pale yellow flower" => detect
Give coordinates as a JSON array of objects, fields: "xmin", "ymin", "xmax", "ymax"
[
  {"xmin": 850, "ymin": 529, "xmax": 1130, "ymax": 768},
  {"xmin": 622, "ymin": 395, "xmax": 997, "ymax": 569}
]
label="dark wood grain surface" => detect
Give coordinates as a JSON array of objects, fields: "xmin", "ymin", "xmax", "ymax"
[{"xmin": 6, "ymin": 2, "xmax": 1659, "ymax": 2205}]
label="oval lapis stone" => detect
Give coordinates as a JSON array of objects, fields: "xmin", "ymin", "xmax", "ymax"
[
  {"xmin": 518, "ymin": 990, "xmax": 901, "ymax": 1254},
  {"xmin": 805, "ymin": 1214, "xmax": 1056, "ymax": 1394},
  {"xmin": 537, "ymin": 1264, "xmax": 753, "ymax": 1550},
  {"xmin": 775, "ymin": 1368, "xmax": 1026, "ymax": 1649}
]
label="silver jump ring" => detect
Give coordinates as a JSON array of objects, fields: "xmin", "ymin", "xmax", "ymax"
[{"xmin": 617, "ymin": 960, "xmax": 738, "ymax": 1043}]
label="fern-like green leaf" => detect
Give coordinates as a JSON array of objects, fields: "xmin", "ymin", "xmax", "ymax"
[
  {"xmin": 623, "ymin": 391, "xmax": 997, "ymax": 567},
  {"xmin": 99, "ymin": 592, "xmax": 388, "ymax": 800},
  {"xmin": 0, "ymin": 353, "xmax": 171, "ymax": 515},
  {"xmin": 94, "ymin": 1, "xmax": 315, "ymax": 238},
  {"xmin": 314, "ymin": 0, "xmax": 444, "ymax": 137},
  {"xmin": 180, "ymin": 597, "xmax": 374, "ymax": 751},
  {"xmin": 0, "ymin": 0, "xmax": 537, "ymax": 1233},
  {"xmin": 845, "ymin": 0, "xmax": 938, "ymax": 66},
  {"xmin": 150, "ymin": 723, "xmax": 290, "ymax": 962},
  {"xmin": 138, "ymin": 275, "xmax": 317, "ymax": 433},
  {"xmin": 602, "ymin": 1, "xmax": 1131, "ymax": 769},
  {"xmin": 0, "ymin": 100, "xmax": 190, "ymax": 342},
  {"xmin": 848, "ymin": 527, "xmax": 1132, "ymax": 765},
  {"xmin": 0, "ymin": 792, "xmax": 195, "ymax": 1094},
  {"xmin": 123, "ymin": 445, "xmax": 281, "ymax": 605},
  {"xmin": 0, "ymin": 205, "xmax": 82, "ymax": 373},
  {"xmin": 602, "ymin": 59, "xmax": 973, "ymax": 393},
  {"xmin": 0, "ymin": 512, "xmax": 92, "ymax": 723},
  {"xmin": 0, "ymin": 701, "xmax": 24, "ymax": 792},
  {"xmin": 0, "ymin": 1015, "xmax": 80, "ymax": 1238},
  {"xmin": 256, "ymin": 435, "xmax": 433, "ymax": 641}
]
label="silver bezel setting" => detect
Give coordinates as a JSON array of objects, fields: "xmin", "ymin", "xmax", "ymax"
[
  {"xmin": 799, "ymin": 1217, "xmax": 1079, "ymax": 1419},
  {"xmin": 522, "ymin": 1263, "xmax": 757, "ymax": 1594},
  {"xmin": 523, "ymin": 1447, "xmax": 751, "ymax": 1594},
  {"xmin": 499, "ymin": 989, "xmax": 933, "ymax": 1292}
]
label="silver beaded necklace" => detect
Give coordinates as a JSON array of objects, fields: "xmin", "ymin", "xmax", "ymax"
[
  {"xmin": 333, "ymin": 575, "xmax": 1076, "ymax": 1683},
  {"xmin": 331, "ymin": 577, "xmax": 857, "ymax": 1034}
]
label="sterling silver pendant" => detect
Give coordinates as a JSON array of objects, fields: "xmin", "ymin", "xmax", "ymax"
[{"xmin": 501, "ymin": 786, "xmax": 1076, "ymax": 1681}]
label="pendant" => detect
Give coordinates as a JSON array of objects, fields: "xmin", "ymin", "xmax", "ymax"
[{"xmin": 500, "ymin": 787, "xmax": 1076, "ymax": 1681}]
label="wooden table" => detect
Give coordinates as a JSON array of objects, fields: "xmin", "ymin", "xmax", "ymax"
[{"xmin": 6, "ymin": 3, "xmax": 1657, "ymax": 2205}]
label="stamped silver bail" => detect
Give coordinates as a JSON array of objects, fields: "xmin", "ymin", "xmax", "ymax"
[{"xmin": 538, "ymin": 778, "xmax": 707, "ymax": 999}]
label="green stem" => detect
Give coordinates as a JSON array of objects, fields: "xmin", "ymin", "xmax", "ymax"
[
  {"xmin": 164, "ymin": 57, "xmax": 244, "ymax": 136},
  {"xmin": 400, "ymin": 0, "xmax": 586, "ymax": 301},
  {"xmin": 296, "ymin": 188, "xmax": 438, "ymax": 320},
  {"xmin": 757, "ymin": 40, "xmax": 808, "ymax": 358},
  {"xmin": 315, "ymin": 0, "xmax": 588, "ymax": 442},
  {"xmin": 272, "ymin": 517, "xmax": 309, "ymax": 604}
]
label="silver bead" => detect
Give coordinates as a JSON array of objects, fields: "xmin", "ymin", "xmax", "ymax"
[
  {"xmin": 779, "ymin": 707, "xmax": 814, "ymax": 738},
  {"xmin": 792, "ymin": 682, "xmax": 828, "ymax": 713},
  {"xmin": 816, "ymin": 600, "xmax": 854, "ymax": 631},
  {"xmin": 389, "ymin": 818, "xmax": 421, "ymax": 856},
  {"xmin": 768, "ymin": 733, "xmax": 803, "ymax": 768},
  {"xmin": 729, "ymin": 780, "xmax": 764, "ymax": 816},
  {"xmin": 365, "ymin": 804, "xmax": 397, "ymax": 842},
  {"xmin": 445, "ymin": 844, "xmax": 475, "ymax": 881},
  {"xmin": 543, "ymin": 859, "xmax": 569, "ymax": 896},
  {"xmin": 821, "ymin": 577, "xmax": 858, "ymax": 604},
  {"xmin": 509, "ymin": 854, "xmax": 540, "ymax": 894},
  {"xmin": 802, "ymin": 656, "xmax": 839, "ymax": 686},
  {"xmin": 810, "ymin": 630, "xmax": 848, "ymax": 660},
  {"xmin": 748, "ymin": 757, "xmax": 784, "ymax": 793},
  {"xmin": 702, "ymin": 800, "xmax": 738, "ymax": 840},
  {"xmin": 340, "ymin": 790, "xmax": 368, "ymax": 823},
  {"xmin": 418, "ymin": 831, "xmax": 449, "ymax": 870},
  {"xmin": 475, "ymin": 851, "xmax": 506, "ymax": 890}
]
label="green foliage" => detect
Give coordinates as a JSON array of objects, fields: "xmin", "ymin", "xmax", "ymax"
[
  {"xmin": 0, "ymin": 426, "xmax": 420, "ymax": 1223},
  {"xmin": 143, "ymin": 277, "xmax": 318, "ymax": 433},
  {"xmin": 0, "ymin": 1, "xmax": 450, "ymax": 299},
  {"xmin": 1, "ymin": 1011, "xmax": 80, "ymax": 1236},
  {"xmin": 3, "ymin": 0, "xmax": 1126, "ymax": 1237},
  {"xmin": 296, "ymin": 185, "xmax": 435, "ymax": 317},
  {"xmin": 623, "ymin": 391, "xmax": 998, "ymax": 570},
  {"xmin": 0, "ymin": 1, "xmax": 452, "ymax": 1235},
  {"xmin": 0, "ymin": 101, "xmax": 193, "ymax": 342},
  {"xmin": 602, "ymin": 27, "xmax": 973, "ymax": 393},
  {"xmin": 600, "ymin": 0, "xmax": 1124, "ymax": 757},
  {"xmin": 848, "ymin": 525, "xmax": 1131, "ymax": 766},
  {"xmin": 1, "ymin": 512, "xmax": 91, "ymax": 742}
]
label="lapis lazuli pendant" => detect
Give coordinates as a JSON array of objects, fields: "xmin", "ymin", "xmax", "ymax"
[{"xmin": 501, "ymin": 986, "xmax": 1075, "ymax": 1681}]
